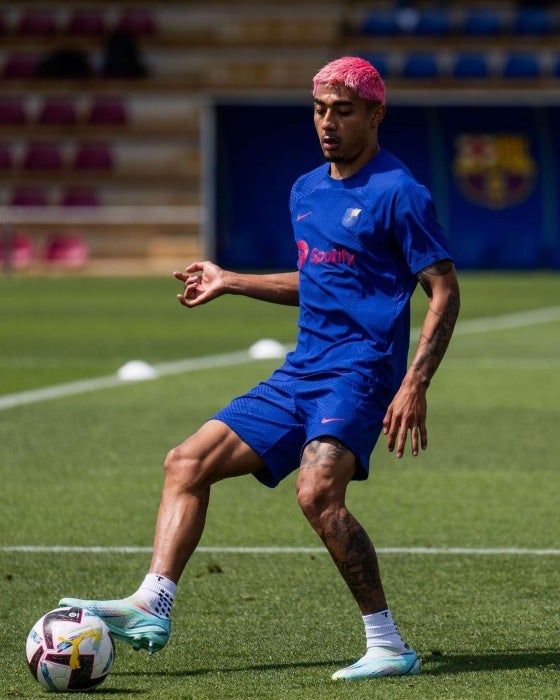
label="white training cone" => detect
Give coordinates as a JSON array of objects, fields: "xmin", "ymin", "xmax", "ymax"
[
  {"xmin": 248, "ymin": 339, "xmax": 286, "ymax": 359},
  {"xmin": 117, "ymin": 360, "xmax": 159, "ymax": 381}
]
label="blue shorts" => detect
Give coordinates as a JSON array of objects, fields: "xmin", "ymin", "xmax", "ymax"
[{"xmin": 211, "ymin": 367, "xmax": 394, "ymax": 488}]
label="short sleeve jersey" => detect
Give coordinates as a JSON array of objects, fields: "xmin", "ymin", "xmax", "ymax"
[{"xmin": 280, "ymin": 149, "xmax": 452, "ymax": 387}]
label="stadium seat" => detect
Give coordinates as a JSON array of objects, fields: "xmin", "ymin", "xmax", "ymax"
[
  {"xmin": 37, "ymin": 98, "xmax": 78, "ymax": 126},
  {"xmin": 359, "ymin": 53, "xmax": 390, "ymax": 78},
  {"xmin": 463, "ymin": 9, "xmax": 501, "ymax": 35},
  {"xmin": 0, "ymin": 96, "xmax": 27, "ymax": 124},
  {"xmin": 87, "ymin": 97, "xmax": 128, "ymax": 125},
  {"xmin": 9, "ymin": 187, "xmax": 49, "ymax": 207},
  {"xmin": 414, "ymin": 8, "xmax": 451, "ymax": 36},
  {"xmin": 60, "ymin": 187, "xmax": 100, "ymax": 207},
  {"xmin": 361, "ymin": 10, "xmax": 399, "ymax": 36},
  {"xmin": 452, "ymin": 52, "xmax": 490, "ymax": 79},
  {"xmin": 16, "ymin": 7, "xmax": 57, "ymax": 35},
  {"xmin": 402, "ymin": 52, "xmax": 439, "ymax": 79},
  {"xmin": 503, "ymin": 52, "xmax": 541, "ymax": 78},
  {"xmin": 2, "ymin": 53, "xmax": 40, "ymax": 79},
  {"xmin": 44, "ymin": 233, "xmax": 90, "ymax": 269},
  {"xmin": 65, "ymin": 8, "xmax": 107, "ymax": 36},
  {"xmin": 116, "ymin": 8, "xmax": 157, "ymax": 35},
  {"xmin": 512, "ymin": 7, "xmax": 552, "ymax": 35},
  {"xmin": 73, "ymin": 142, "xmax": 114, "ymax": 170},
  {"xmin": 0, "ymin": 143, "xmax": 13, "ymax": 170},
  {"xmin": 0, "ymin": 231, "xmax": 34, "ymax": 270},
  {"xmin": 22, "ymin": 142, "xmax": 64, "ymax": 170}
]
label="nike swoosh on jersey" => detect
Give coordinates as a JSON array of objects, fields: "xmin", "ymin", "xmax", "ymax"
[
  {"xmin": 297, "ymin": 211, "xmax": 312, "ymax": 221},
  {"xmin": 321, "ymin": 417, "xmax": 345, "ymax": 424}
]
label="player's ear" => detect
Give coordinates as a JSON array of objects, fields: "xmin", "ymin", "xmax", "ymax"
[{"xmin": 371, "ymin": 103, "xmax": 386, "ymax": 128}]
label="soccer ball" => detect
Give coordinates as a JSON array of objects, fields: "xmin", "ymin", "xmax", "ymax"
[{"xmin": 26, "ymin": 607, "xmax": 115, "ymax": 692}]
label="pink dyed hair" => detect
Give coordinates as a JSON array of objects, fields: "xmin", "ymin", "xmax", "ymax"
[{"xmin": 312, "ymin": 56, "xmax": 385, "ymax": 105}]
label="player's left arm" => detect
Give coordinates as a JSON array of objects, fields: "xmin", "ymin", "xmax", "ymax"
[{"xmin": 383, "ymin": 259, "xmax": 460, "ymax": 458}]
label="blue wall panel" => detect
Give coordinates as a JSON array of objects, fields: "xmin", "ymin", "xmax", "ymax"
[{"xmin": 214, "ymin": 102, "xmax": 559, "ymax": 270}]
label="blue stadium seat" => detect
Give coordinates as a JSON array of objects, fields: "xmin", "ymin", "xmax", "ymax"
[
  {"xmin": 414, "ymin": 8, "xmax": 451, "ymax": 36},
  {"xmin": 503, "ymin": 52, "xmax": 540, "ymax": 78},
  {"xmin": 463, "ymin": 9, "xmax": 501, "ymax": 35},
  {"xmin": 361, "ymin": 10, "xmax": 399, "ymax": 36},
  {"xmin": 402, "ymin": 52, "xmax": 439, "ymax": 79},
  {"xmin": 452, "ymin": 52, "xmax": 489, "ymax": 79},
  {"xmin": 359, "ymin": 53, "xmax": 390, "ymax": 78},
  {"xmin": 512, "ymin": 7, "xmax": 552, "ymax": 35}
]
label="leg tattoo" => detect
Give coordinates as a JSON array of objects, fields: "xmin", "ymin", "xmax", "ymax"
[
  {"xmin": 299, "ymin": 438, "xmax": 387, "ymax": 613},
  {"xmin": 324, "ymin": 509, "xmax": 387, "ymax": 613}
]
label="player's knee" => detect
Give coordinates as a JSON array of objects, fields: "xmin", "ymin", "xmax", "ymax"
[
  {"xmin": 296, "ymin": 481, "xmax": 331, "ymax": 525},
  {"xmin": 163, "ymin": 442, "xmax": 204, "ymax": 489}
]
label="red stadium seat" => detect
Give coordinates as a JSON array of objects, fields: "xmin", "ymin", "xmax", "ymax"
[
  {"xmin": 73, "ymin": 142, "xmax": 114, "ymax": 170},
  {"xmin": 44, "ymin": 233, "xmax": 90, "ymax": 268},
  {"xmin": 0, "ymin": 143, "xmax": 13, "ymax": 169},
  {"xmin": 60, "ymin": 187, "xmax": 100, "ymax": 207},
  {"xmin": 9, "ymin": 187, "xmax": 49, "ymax": 207},
  {"xmin": 0, "ymin": 96, "xmax": 27, "ymax": 124},
  {"xmin": 23, "ymin": 142, "xmax": 64, "ymax": 170},
  {"xmin": 37, "ymin": 98, "xmax": 78, "ymax": 126},
  {"xmin": 116, "ymin": 8, "xmax": 157, "ymax": 35},
  {"xmin": 2, "ymin": 53, "xmax": 40, "ymax": 79},
  {"xmin": 87, "ymin": 97, "xmax": 128, "ymax": 125},
  {"xmin": 0, "ymin": 231, "xmax": 35, "ymax": 270},
  {"xmin": 65, "ymin": 8, "xmax": 107, "ymax": 36},
  {"xmin": 16, "ymin": 8, "xmax": 57, "ymax": 36}
]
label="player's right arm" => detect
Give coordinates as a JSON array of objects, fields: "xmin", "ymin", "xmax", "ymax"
[{"xmin": 174, "ymin": 261, "xmax": 299, "ymax": 308}]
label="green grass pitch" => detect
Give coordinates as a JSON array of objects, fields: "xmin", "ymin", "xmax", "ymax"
[{"xmin": 1, "ymin": 272, "xmax": 559, "ymax": 698}]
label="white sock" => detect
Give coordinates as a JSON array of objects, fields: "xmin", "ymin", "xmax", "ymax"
[
  {"xmin": 363, "ymin": 609, "xmax": 408, "ymax": 653},
  {"xmin": 133, "ymin": 573, "xmax": 176, "ymax": 619}
]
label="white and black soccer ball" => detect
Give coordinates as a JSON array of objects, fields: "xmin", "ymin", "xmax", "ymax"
[{"xmin": 26, "ymin": 606, "xmax": 115, "ymax": 692}]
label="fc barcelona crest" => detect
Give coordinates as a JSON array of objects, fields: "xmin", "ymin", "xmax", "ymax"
[{"xmin": 452, "ymin": 134, "xmax": 536, "ymax": 209}]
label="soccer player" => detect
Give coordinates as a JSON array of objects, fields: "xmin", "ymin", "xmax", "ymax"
[{"xmin": 61, "ymin": 56, "xmax": 460, "ymax": 680}]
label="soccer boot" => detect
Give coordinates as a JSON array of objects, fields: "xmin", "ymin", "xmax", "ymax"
[
  {"xmin": 58, "ymin": 596, "xmax": 170, "ymax": 655},
  {"xmin": 332, "ymin": 646, "xmax": 421, "ymax": 680}
]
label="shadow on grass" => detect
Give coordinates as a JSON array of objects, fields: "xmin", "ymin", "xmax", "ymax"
[
  {"xmin": 115, "ymin": 649, "xmax": 560, "ymax": 678},
  {"xmin": 115, "ymin": 659, "xmax": 346, "ymax": 678},
  {"xmin": 421, "ymin": 648, "xmax": 560, "ymax": 675}
]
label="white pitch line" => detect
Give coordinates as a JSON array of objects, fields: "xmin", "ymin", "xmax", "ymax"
[
  {"xmin": 450, "ymin": 305, "xmax": 560, "ymax": 335},
  {"xmin": 1, "ymin": 545, "xmax": 560, "ymax": 556},
  {"xmin": 0, "ymin": 349, "xmax": 269, "ymax": 411},
  {"xmin": 1, "ymin": 305, "xmax": 559, "ymax": 412}
]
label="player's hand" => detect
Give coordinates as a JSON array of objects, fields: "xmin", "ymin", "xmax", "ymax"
[
  {"xmin": 174, "ymin": 261, "xmax": 226, "ymax": 307},
  {"xmin": 382, "ymin": 378, "xmax": 428, "ymax": 458}
]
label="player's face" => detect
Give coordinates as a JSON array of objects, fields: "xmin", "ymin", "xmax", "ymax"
[{"xmin": 313, "ymin": 83, "xmax": 385, "ymax": 179}]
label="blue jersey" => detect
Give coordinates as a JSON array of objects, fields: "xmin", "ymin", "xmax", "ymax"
[
  {"xmin": 280, "ymin": 149, "xmax": 452, "ymax": 389},
  {"xmin": 214, "ymin": 150, "xmax": 453, "ymax": 486}
]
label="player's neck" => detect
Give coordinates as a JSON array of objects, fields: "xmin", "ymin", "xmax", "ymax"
[{"xmin": 329, "ymin": 143, "xmax": 381, "ymax": 180}]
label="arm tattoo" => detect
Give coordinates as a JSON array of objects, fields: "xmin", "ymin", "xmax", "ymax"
[
  {"xmin": 417, "ymin": 259, "xmax": 454, "ymax": 296},
  {"xmin": 414, "ymin": 260, "xmax": 460, "ymax": 386}
]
